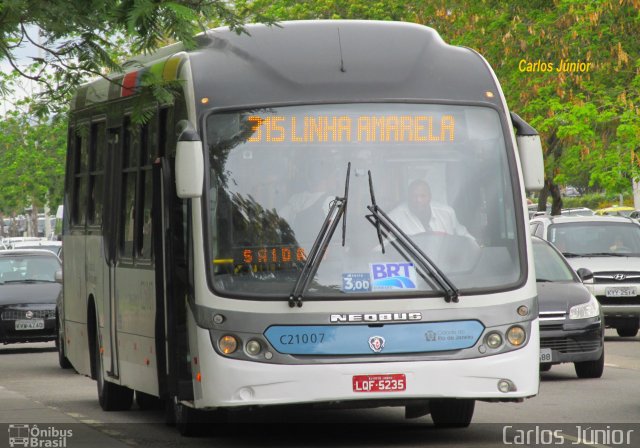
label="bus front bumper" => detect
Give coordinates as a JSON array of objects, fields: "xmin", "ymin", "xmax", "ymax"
[{"xmin": 193, "ymin": 326, "xmax": 540, "ymax": 409}]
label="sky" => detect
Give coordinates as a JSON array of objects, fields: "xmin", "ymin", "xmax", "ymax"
[{"xmin": 1, "ymin": 25, "xmax": 45, "ymax": 115}]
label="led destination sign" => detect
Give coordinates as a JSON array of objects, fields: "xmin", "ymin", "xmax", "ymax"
[{"xmin": 247, "ymin": 114, "xmax": 455, "ymax": 144}]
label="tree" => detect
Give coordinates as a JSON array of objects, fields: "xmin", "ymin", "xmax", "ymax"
[
  {"xmin": 0, "ymin": 0, "xmax": 275, "ymax": 116},
  {"xmin": 0, "ymin": 106, "xmax": 66, "ymax": 233},
  {"xmin": 251, "ymin": 0, "xmax": 640, "ymax": 213}
]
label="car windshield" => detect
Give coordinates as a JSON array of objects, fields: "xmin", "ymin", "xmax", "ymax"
[
  {"xmin": 205, "ymin": 103, "xmax": 523, "ymax": 299},
  {"xmin": 0, "ymin": 255, "xmax": 60, "ymax": 283},
  {"xmin": 548, "ymin": 221, "xmax": 640, "ymax": 256},
  {"xmin": 532, "ymin": 240, "xmax": 575, "ymax": 282}
]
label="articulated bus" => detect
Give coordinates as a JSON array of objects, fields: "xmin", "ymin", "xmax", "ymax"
[{"xmin": 59, "ymin": 20, "xmax": 544, "ymax": 434}]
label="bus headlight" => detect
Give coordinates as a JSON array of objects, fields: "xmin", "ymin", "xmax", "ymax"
[
  {"xmin": 506, "ymin": 326, "xmax": 526, "ymax": 346},
  {"xmin": 485, "ymin": 332, "xmax": 503, "ymax": 349},
  {"xmin": 245, "ymin": 339, "xmax": 262, "ymax": 356},
  {"xmin": 218, "ymin": 335, "xmax": 238, "ymax": 354},
  {"xmin": 569, "ymin": 296, "xmax": 600, "ymax": 320}
]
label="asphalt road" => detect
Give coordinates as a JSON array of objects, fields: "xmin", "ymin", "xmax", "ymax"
[{"xmin": 1, "ymin": 329, "xmax": 639, "ymax": 448}]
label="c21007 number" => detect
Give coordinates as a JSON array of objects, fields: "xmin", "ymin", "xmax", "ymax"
[{"xmin": 279, "ymin": 333, "xmax": 325, "ymax": 345}]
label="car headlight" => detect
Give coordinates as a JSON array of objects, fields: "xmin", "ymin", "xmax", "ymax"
[{"xmin": 569, "ymin": 296, "xmax": 600, "ymax": 320}]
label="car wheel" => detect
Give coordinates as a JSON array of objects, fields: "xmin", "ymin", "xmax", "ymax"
[
  {"xmin": 96, "ymin": 339, "xmax": 133, "ymax": 411},
  {"xmin": 574, "ymin": 352, "xmax": 604, "ymax": 379},
  {"xmin": 56, "ymin": 316, "xmax": 72, "ymax": 369},
  {"xmin": 430, "ymin": 399, "xmax": 475, "ymax": 428},
  {"xmin": 540, "ymin": 364, "xmax": 552, "ymax": 372},
  {"xmin": 616, "ymin": 323, "xmax": 639, "ymax": 337}
]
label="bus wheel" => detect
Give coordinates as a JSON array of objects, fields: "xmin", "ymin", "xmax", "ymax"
[
  {"xmin": 174, "ymin": 399, "xmax": 204, "ymax": 437},
  {"xmin": 430, "ymin": 399, "xmax": 475, "ymax": 428},
  {"xmin": 95, "ymin": 342, "xmax": 133, "ymax": 411},
  {"xmin": 56, "ymin": 316, "xmax": 72, "ymax": 369}
]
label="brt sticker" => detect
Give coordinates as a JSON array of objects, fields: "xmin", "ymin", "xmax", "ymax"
[
  {"xmin": 342, "ymin": 273, "xmax": 372, "ymax": 293},
  {"xmin": 370, "ymin": 262, "xmax": 417, "ymax": 291}
]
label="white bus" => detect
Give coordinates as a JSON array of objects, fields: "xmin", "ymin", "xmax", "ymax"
[{"xmin": 59, "ymin": 20, "xmax": 544, "ymax": 434}]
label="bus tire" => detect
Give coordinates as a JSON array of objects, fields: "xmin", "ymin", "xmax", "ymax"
[
  {"xmin": 56, "ymin": 315, "xmax": 72, "ymax": 369},
  {"xmin": 174, "ymin": 399, "xmax": 204, "ymax": 437},
  {"xmin": 430, "ymin": 399, "xmax": 475, "ymax": 428},
  {"xmin": 95, "ymin": 339, "xmax": 133, "ymax": 411}
]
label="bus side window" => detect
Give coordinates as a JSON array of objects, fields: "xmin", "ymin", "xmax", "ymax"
[
  {"xmin": 71, "ymin": 124, "xmax": 89, "ymax": 227},
  {"xmin": 137, "ymin": 115, "xmax": 156, "ymax": 260},
  {"xmin": 88, "ymin": 121, "xmax": 106, "ymax": 226},
  {"xmin": 120, "ymin": 117, "xmax": 138, "ymax": 259}
]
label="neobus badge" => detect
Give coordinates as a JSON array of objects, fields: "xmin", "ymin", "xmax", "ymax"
[{"xmin": 330, "ymin": 313, "xmax": 422, "ymax": 323}]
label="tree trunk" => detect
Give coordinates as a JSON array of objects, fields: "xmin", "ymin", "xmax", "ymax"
[
  {"xmin": 546, "ymin": 179, "xmax": 563, "ymax": 215},
  {"xmin": 30, "ymin": 204, "xmax": 39, "ymax": 237}
]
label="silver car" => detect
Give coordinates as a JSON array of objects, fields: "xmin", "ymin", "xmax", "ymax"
[{"xmin": 530, "ymin": 215, "xmax": 640, "ymax": 337}]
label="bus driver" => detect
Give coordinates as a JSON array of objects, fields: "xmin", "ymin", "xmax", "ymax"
[{"xmin": 388, "ymin": 179, "xmax": 472, "ymax": 238}]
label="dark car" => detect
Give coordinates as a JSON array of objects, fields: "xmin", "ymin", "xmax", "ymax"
[
  {"xmin": 0, "ymin": 250, "xmax": 61, "ymax": 344},
  {"xmin": 530, "ymin": 215, "xmax": 640, "ymax": 337},
  {"xmin": 532, "ymin": 236, "xmax": 605, "ymax": 378}
]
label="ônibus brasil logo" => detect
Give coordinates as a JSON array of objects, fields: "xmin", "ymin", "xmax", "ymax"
[{"xmin": 8, "ymin": 424, "xmax": 73, "ymax": 448}]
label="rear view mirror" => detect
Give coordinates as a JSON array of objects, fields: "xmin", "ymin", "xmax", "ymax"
[
  {"xmin": 175, "ymin": 123, "xmax": 204, "ymax": 199},
  {"xmin": 511, "ymin": 112, "xmax": 544, "ymax": 192},
  {"xmin": 576, "ymin": 268, "xmax": 593, "ymax": 283}
]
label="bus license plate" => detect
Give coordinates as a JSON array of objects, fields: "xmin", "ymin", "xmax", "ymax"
[
  {"xmin": 353, "ymin": 374, "xmax": 406, "ymax": 392},
  {"xmin": 605, "ymin": 287, "xmax": 636, "ymax": 297},
  {"xmin": 540, "ymin": 348, "xmax": 552, "ymax": 363},
  {"xmin": 15, "ymin": 319, "xmax": 45, "ymax": 330}
]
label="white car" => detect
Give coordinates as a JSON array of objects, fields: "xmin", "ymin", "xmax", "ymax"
[{"xmin": 530, "ymin": 215, "xmax": 640, "ymax": 337}]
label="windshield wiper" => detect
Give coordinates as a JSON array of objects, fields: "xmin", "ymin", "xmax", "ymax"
[
  {"xmin": 366, "ymin": 171, "xmax": 459, "ymax": 303},
  {"xmin": 581, "ymin": 252, "xmax": 628, "ymax": 257},
  {"xmin": 3, "ymin": 279, "xmax": 39, "ymax": 284},
  {"xmin": 288, "ymin": 162, "xmax": 351, "ymax": 308},
  {"xmin": 561, "ymin": 252, "xmax": 581, "ymax": 258}
]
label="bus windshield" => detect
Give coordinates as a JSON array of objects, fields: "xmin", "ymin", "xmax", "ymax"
[{"xmin": 205, "ymin": 103, "xmax": 522, "ymax": 299}]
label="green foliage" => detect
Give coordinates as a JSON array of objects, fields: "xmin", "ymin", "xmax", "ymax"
[
  {"xmin": 254, "ymin": 0, "xmax": 640, "ymax": 205},
  {"xmin": 0, "ymin": 105, "xmax": 66, "ymax": 216},
  {"xmin": 562, "ymin": 193, "xmax": 634, "ymax": 211},
  {"xmin": 2, "ymin": 1, "xmax": 639, "ymax": 216},
  {"xmin": 0, "ymin": 0, "xmax": 276, "ymax": 116}
]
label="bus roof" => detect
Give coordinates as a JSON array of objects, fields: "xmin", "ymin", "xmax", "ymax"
[{"xmin": 72, "ymin": 20, "xmax": 504, "ymax": 114}]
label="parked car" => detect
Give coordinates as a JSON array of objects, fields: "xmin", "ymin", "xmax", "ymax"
[
  {"xmin": 562, "ymin": 186, "xmax": 581, "ymax": 197},
  {"xmin": 0, "ymin": 250, "xmax": 61, "ymax": 344},
  {"xmin": 532, "ymin": 236, "xmax": 604, "ymax": 378},
  {"xmin": 530, "ymin": 215, "xmax": 640, "ymax": 337},
  {"xmin": 560, "ymin": 207, "xmax": 595, "ymax": 217},
  {"xmin": 628, "ymin": 210, "xmax": 640, "ymax": 220},
  {"xmin": 595, "ymin": 205, "xmax": 635, "ymax": 217},
  {"xmin": 11, "ymin": 240, "xmax": 62, "ymax": 257}
]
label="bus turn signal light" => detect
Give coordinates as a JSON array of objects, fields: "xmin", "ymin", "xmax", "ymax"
[{"xmin": 218, "ymin": 335, "xmax": 238, "ymax": 354}]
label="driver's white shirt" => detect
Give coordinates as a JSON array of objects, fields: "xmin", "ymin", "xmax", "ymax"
[{"xmin": 388, "ymin": 202, "xmax": 472, "ymax": 237}]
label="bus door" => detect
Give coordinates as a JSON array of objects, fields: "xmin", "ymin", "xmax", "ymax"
[
  {"xmin": 152, "ymin": 156, "xmax": 193, "ymax": 401},
  {"xmin": 102, "ymin": 126, "xmax": 123, "ymax": 379}
]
